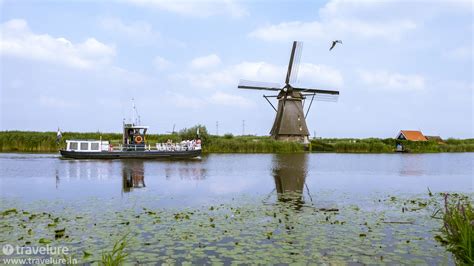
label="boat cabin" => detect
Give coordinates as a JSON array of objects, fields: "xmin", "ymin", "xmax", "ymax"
[
  {"xmin": 65, "ymin": 140, "xmax": 110, "ymax": 152},
  {"xmin": 123, "ymin": 123, "xmax": 149, "ymax": 151}
]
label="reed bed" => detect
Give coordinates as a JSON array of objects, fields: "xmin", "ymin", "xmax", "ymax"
[
  {"xmin": 0, "ymin": 130, "xmax": 472, "ymax": 153},
  {"xmin": 436, "ymin": 194, "xmax": 474, "ymax": 265}
]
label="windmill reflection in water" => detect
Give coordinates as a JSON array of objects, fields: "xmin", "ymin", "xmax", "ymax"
[{"xmin": 270, "ymin": 153, "xmax": 312, "ymax": 211}]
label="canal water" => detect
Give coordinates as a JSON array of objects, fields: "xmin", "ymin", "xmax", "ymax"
[
  {"xmin": 0, "ymin": 153, "xmax": 472, "ymax": 264},
  {"xmin": 0, "ymin": 153, "xmax": 471, "ymax": 203}
]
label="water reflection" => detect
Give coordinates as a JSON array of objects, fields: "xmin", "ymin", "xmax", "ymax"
[
  {"xmin": 122, "ymin": 160, "xmax": 146, "ymax": 193},
  {"xmin": 399, "ymin": 154, "xmax": 425, "ymax": 176},
  {"xmin": 272, "ymin": 153, "xmax": 309, "ymax": 210},
  {"xmin": 164, "ymin": 163, "xmax": 206, "ymax": 180}
]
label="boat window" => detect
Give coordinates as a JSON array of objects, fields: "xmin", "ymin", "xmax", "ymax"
[
  {"xmin": 69, "ymin": 142, "xmax": 78, "ymax": 150},
  {"xmin": 91, "ymin": 143, "xmax": 99, "ymax": 150},
  {"xmin": 80, "ymin": 143, "xmax": 89, "ymax": 150}
]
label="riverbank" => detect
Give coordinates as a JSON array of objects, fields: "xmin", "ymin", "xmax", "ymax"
[{"xmin": 0, "ymin": 130, "xmax": 473, "ymax": 153}]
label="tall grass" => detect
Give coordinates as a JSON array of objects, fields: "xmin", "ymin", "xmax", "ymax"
[
  {"xmin": 100, "ymin": 234, "xmax": 129, "ymax": 266},
  {"xmin": 0, "ymin": 130, "xmax": 472, "ymax": 153},
  {"xmin": 437, "ymin": 194, "xmax": 474, "ymax": 265},
  {"xmin": 205, "ymin": 136, "xmax": 305, "ymax": 153},
  {"xmin": 310, "ymin": 138, "xmax": 474, "ymax": 153}
]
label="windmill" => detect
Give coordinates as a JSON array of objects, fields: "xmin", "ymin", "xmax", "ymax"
[{"xmin": 238, "ymin": 41, "xmax": 340, "ymax": 143}]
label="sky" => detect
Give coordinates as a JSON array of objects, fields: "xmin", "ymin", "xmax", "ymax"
[{"xmin": 0, "ymin": 0, "xmax": 472, "ymax": 138}]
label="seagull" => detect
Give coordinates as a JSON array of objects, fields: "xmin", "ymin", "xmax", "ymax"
[{"xmin": 329, "ymin": 40, "xmax": 343, "ymax": 51}]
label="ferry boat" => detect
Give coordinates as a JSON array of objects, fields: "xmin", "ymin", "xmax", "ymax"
[{"xmin": 60, "ymin": 123, "xmax": 201, "ymax": 159}]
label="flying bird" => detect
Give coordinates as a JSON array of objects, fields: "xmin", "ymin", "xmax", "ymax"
[{"xmin": 329, "ymin": 40, "xmax": 343, "ymax": 51}]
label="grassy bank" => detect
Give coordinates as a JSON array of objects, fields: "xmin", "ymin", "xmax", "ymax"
[
  {"xmin": 435, "ymin": 194, "xmax": 474, "ymax": 264},
  {"xmin": 311, "ymin": 138, "xmax": 474, "ymax": 153},
  {"xmin": 0, "ymin": 130, "xmax": 473, "ymax": 153},
  {"xmin": 0, "ymin": 130, "xmax": 304, "ymax": 153}
]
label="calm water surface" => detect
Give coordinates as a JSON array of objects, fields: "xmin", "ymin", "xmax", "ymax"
[
  {"xmin": 0, "ymin": 153, "xmax": 471, "ymax": 204},
  {"xmin": 0, "ymin": 153, "xmax": 472, "ymax": 264}
]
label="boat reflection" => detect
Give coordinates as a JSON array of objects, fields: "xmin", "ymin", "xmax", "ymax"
[
  {"xmin": 272, "ymin": 153, "xmax": 309, "ymax": 210},
  {"xmin": 164, "ymin": 163, "xmax": 206, "ymax": 180},
  {"xmin": 122, "ymin": 160, "xmax": 146, "ymax": 193}
]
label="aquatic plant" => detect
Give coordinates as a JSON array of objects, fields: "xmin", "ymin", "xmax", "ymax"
[
  {"xmin": 436, "ymin": 194, "xmax": 474, "ymax": 265},
  {"xmin": 1, "ymin": 192, "xmax": 466, "ymax": 264},
  {"xmin": 99, "ymin": 234, "xmax": 129, "ymax": 266}
]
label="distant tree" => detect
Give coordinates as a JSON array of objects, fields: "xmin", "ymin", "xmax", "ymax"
[
  {"xmin": 223, "ymin": 133, "xmax": 234, "ymax": 139},
  {"xmin": 178, "ymin": 125, "xmax": 209, "ymax": 142}
]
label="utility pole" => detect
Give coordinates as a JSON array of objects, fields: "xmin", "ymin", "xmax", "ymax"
[
  {"xmin": 216, "ymin": 121, "xmax": 219, "ymax": 136},
  {"xmin": 242, "ymin": 120, "xmax": 245, "ymax": 136}
]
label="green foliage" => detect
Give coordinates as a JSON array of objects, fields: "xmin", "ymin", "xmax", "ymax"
[
  {"xmin": 100, "ymin": 234, "xmax": 129, "ymax": 266},
  {"xmin": 204, "ymin": 135, "xmax": 305, "ymax": 153},
  {"xmin": 311, "ymin": 138, "xmax": 393, "ymax": 153},
  {"xmin": 0, "ymin": 130, "xmax": 473, "ymax": 153},
  {"xmin": 223, "ymin": 133, "xmax": 234, "ymax": 139},
  {"xmin": 310, "ymin": 138, "xmax": 474, "ymax": 153},
  {"xmin": 436, "ymin": 194, "xmax": 474, "ymax": 265},
  {"xmin": 178, "ymin": 124, "xmax": 209, "ymax": 142}
]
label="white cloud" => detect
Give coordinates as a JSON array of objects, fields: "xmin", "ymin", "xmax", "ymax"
[
  {"xmin": 358, "ymin": 69, "xmax": 425, "ymax": 91},
  {"xmin": 168, "ymin": 93, "xmax": 206, "ymax": 109},
  {"xmin": 168, "ymin": 91, "xmax": 253, "ymax": 109},
  {"xmin": 189, "ymin": 54, "xmax": 221, "ymax": 69},
  {"xmin": 99, "ymin": 17, "xmax": 159, "ymax": 43},
  {"xmin": 123, "ymin": 0, "xmax": 248, "ymax": 18},
  {"xmin": 249, "ymin": 0, "xmax": 417, "ymax": 42},
  {"xmin": 153, "ymin": 56, "xmax": 171, "ymax": 70},
  {"xmin": 298, "ymin": 63, "xmax": 344, "ymax": 88},
  {"xmin": 208, "ymin": 92, "xmax": 253, "ymax": 107},
  {"xmin": 445, "ymin": 46, "xmax": 472, "ymax": 61},
  {"xmin": 249, "ymin": 18, "xmax": 416, "ymax": 42},
  {"xmin": 39, "ymin": 96, "xmax": 79, "ymax": 108},
  {"xmin": 0, "ymin": 19, "xmax": 115, "ymax": 69},
  {"xmin": 174, "ymin": 61, "xmax": 282, "ymax": 90},
  {"xmin": 249, "ymin": 21, "xmax": 324, "ymax": 42}
]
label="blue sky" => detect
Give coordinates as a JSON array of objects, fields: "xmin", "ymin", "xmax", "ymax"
[{"xmin": 1, "ymin": 0, "xmax": 472, "ymax": 138}]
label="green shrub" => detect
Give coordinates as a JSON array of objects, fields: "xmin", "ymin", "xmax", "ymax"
[
  {"xmin": 436, "ymin": 194, "xmax": 474, "ymax": 265},
  {"xmin": 1, "ymin": 131, "xmax": 472, "ymax": 153}
]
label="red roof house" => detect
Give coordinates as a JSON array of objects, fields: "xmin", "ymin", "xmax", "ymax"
[{"xmin": 396, "ymin": 130, "xmax": 427, "ymax": 141}]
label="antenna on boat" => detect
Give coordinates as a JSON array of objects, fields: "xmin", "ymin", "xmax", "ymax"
[
  {"xmin": 130, "ymin": 98, "xmax": 142, "ymax": 125},
  {"xmin": 131, "ymin": 98, "xmax": 136, "ymax": 125}
]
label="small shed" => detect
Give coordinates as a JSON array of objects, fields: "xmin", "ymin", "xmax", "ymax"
[
  {"xmin": 425, "ymin": 135, "xmax": 444, "ymax": 144},
  {"xmin": 396, "ymin": 130, "xmax": 427, "ymax": 141}
]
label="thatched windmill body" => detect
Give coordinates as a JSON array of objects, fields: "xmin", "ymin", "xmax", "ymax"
[{"xmin": 238, "ymin": 41, "xmax": 340, "ymax": 143}]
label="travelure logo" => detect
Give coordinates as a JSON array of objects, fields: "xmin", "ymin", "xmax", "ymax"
[
  {"xmin": 1, "ymin": 244, "xmax": 69, "ymax": 256},
  {"xmin": 2, "ymin": 244, "xmax": 14, "ymax": 256}
]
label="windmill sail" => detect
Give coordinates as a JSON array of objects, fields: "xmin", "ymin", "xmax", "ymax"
[
  {"xmin": 289, "ymin": 41, "xmax": 303, "ymax": 85},
  {"xmin": 238, "ymin": 80, "xmax": 282, "ymax": 91},
  {"xmin": 285, "ymin": 41, "xmax": 303, "ymax": 85}
]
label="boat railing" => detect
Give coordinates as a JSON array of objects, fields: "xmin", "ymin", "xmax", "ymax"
[
  {"xmin": 106, "ymin": 142, "xmax": 201, "ymax": 152},
  {"xmin": 155, "ymin": 142, "xmax": 201, "ymax": 151}
]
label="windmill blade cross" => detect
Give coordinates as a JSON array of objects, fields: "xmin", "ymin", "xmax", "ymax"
[
  {"xmin": 314, "ymin": 93, "xmax": 339, "ymax": 102},
  {"xmin": 285, "ymin": 41, "xmax": 303, "ymax": 85},
  {"xmin": 292, "ymin": 87, "xmax": 339, "ymax": 95},
  {"xmin": 290, "ymin": 42, "xmax": 303, "ymax": 85},
  {"xmin": 238, "ymin": 80, "xmax": 282, "ymax": 91}
]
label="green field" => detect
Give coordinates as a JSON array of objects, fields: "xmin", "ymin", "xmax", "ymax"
[{"xmin": 0, "ymin": 128, "xmax": 473, "ymax": 153}]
